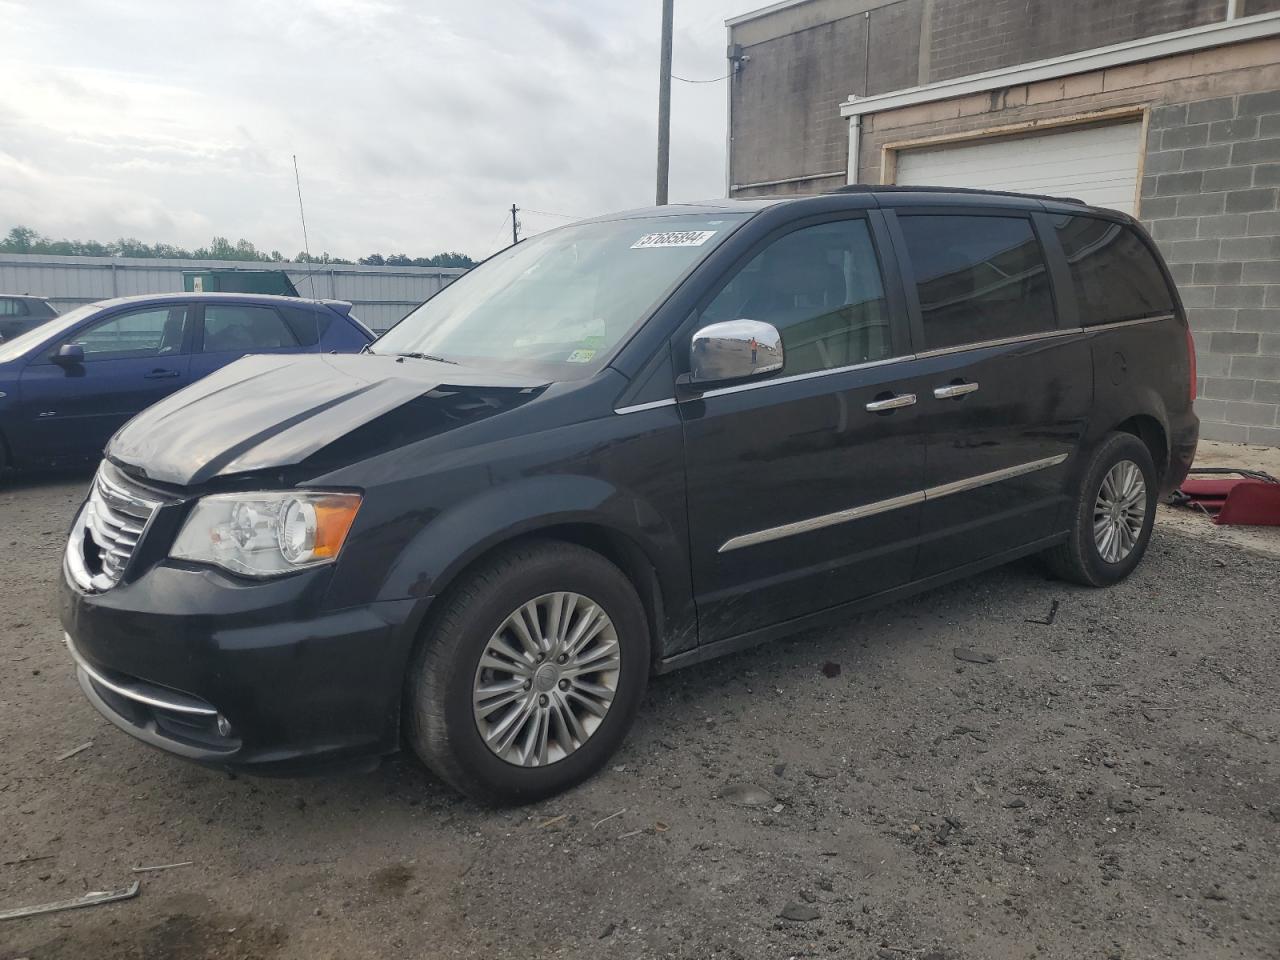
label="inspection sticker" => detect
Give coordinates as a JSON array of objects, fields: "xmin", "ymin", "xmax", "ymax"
[{"xmin": 631, "ymin": 230, "xmax": 717, "ymax": 249}]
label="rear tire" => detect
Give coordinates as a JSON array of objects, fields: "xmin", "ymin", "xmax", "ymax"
[
  {"xmin": 405, "ymin": 540, "xmax": 649, "ymax": 805},
  {"xmin": 1043, "ymin": 432, "xmax": 1158, "ymax": 587}
]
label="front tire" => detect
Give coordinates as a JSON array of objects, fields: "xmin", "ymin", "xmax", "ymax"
[
  {"xmin": 405, "ymin": 540, "xmax": 650, "ymax": 804},
  {"xmin": 1043, "ymin": 431, "xmax": 1158, "ymax": 587}
]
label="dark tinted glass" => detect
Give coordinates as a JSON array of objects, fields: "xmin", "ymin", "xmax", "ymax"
[
  {"xmin": 202, "ymin": 305, "xmax": 298, "ymax": 352},
  {"xmin": 281, "ymin": 306, "xmax": 329, "ymax": 347},
  {"xmin": 1054, "ymin": 216, "xmax": 1175, "ymax": 325},
  {"xmin": 701, "ymin": 219, "xmax": 892, "ymax": 374},
  {"xmin": 0, "ymin": 298, "xmax": 28, "ymax": 317},
  {"xmin": 898, "ymin": 215, "xmax": 1054, "ymax": 351}
]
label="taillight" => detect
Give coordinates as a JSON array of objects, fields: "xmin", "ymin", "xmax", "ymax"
[{"xmin": 1186, "ymin": 326, "xmax": 1197, "ymax": 402}]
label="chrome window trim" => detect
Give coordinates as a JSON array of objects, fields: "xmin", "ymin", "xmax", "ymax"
[
  {"xmin": 719, "ymin": 453, "xmax": 1069, "ymax": 553},
  {"xmin": 914, "ymin": 326, "xmax": 1079, "ymax": 360},
  {"xmin": 632, "ymin": 313, "xmax": 1175, "ymax": 412},
  {"xmin": 614, "ymin": 398, "xmax": 677, "ymax": 415},
  {"xmin": 699, "ymin": 353, "xmax": 914, "ymax": 399},
  {"xmin": 64, "ymin": 633, "xmax": 219, "ymax": 716},
  {"xmin": 1083, "ymin": 313, "xmax": 1173, "ymax": 330}
]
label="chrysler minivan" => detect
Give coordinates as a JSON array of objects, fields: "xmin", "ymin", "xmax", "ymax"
[{"xmin": 60, "ymin": 187, "xmax": 1197, "ymax": 803}]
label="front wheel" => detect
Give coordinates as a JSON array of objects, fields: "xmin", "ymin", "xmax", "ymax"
[
  {"xmin": 405, "ymin": 540, "xmax": 650, "ymax": 804},
  {"xmin": 1043, "ymin": 432, "xmax": 1158, "ymax": 587}
]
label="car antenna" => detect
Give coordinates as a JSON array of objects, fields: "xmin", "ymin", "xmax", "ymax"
[{"xmin": 293, "ymin": 154, "xmax": 318, "ymax": 299}]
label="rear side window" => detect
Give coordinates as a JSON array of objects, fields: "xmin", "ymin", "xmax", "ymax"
[
  {"xmin": 0, "ymin": 298, "xmax": 28, "ymax": 316},
  {"xmin": 700, "ymin": 218, "xmax": 893, "ymax": 374},
  {"xmin": 281, "ymin": 306, "xmax": 331, "ymax": 347},
  {"xmin": 1053, "ymin": 216, "xmax": 1175, "ymax": 325},
  {"xmin": 201, "ymin": 305, "xmax": 298, "ymax": 353},
  {"xmin": 898, "ymin": 215, "xmax": 1055, "ymax": 351}
]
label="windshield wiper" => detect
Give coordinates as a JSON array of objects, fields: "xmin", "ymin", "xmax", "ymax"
[{"xmin": 393, "ymin": 351, "xmax": 458, "ymax": 365}]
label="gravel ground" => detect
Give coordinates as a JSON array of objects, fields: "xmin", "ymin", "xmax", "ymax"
[{"xmin": 2, "ymin": 470, "xmax": 1278, "ymax": 960}]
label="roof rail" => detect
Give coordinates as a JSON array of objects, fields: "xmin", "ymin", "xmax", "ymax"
[{"xmin": 831, "ymin": 183, "xmax": 1087, "ymax": 205}]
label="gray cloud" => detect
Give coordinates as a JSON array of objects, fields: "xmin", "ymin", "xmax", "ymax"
[{"xmin": 1, "ymin": 0, "xmax": 745, "ymax": 260}]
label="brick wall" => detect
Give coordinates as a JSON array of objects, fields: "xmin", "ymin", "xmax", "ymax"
[
  {"xmin": 927, "ymin": 0, "xmax": 1225, "ymax": 83},
  {"xmin": 729, "ymin": 2, "xmax": 921, "ymax": 188},
  {"xmin": 1143, "ymin": 91, "xmax": 1280, "ymax": 443},
  {"xmin": 853, "ymin": 37, "xmax": 1280, "ymax": 442}
]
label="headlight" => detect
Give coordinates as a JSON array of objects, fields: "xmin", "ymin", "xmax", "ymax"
[{"xmin": 171, "ymin": 491, "xmax": 362, "ymax": 577}]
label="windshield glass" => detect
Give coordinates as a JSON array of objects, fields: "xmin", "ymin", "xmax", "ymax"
[
  {"xmin": 373, "ymin": 213, "xmax": 748, "ymax": 378},
  {"xmin": 0, "ymin": 303, "xmax": 99, "ymax": 363}
]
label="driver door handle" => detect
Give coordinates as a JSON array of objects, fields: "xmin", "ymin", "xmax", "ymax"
[
  {"xmin": 934, "ymin": 381, "xmax": 979, "ymax": 399},
  {"xmin": 865, "ymin": 393, "xmax": 917, "ymax": 412},
  {"xmin": 144, "ymin": 369, "xmax": 181, "ymax": 380}
]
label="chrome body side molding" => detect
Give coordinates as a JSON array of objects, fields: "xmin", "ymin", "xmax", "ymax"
[{"xmin": 718, "ymin": 454, "xmax": 1069, "ymax": 553}]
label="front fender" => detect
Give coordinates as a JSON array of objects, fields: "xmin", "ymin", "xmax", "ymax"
[{"xmin": 359, "ymin": 472, "xmax": 696, "ymax": 659}]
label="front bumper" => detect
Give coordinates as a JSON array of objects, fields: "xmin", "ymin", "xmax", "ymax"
[{"xmin": 59, "ymin": 560, "xmax": 425, "ymax": 774}]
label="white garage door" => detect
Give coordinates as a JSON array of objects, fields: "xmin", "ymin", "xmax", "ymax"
[{"xmin": 894, "ymin": 121, "xmax": 1143, "ymax": 214}]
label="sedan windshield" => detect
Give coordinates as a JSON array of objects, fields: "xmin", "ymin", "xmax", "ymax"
[{"xmin": 373, "ymin": 213, "xmax": 748, "ymax": 378}]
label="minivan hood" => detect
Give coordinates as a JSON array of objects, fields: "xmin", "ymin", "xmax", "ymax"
[{"xmin": 107, "ymin": 353, "xmax": 547, "ymax": 486}]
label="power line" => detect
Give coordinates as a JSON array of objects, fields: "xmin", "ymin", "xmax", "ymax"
[
  {"xmin": 521, "ymin": 208, "xmax": 578, "ymax": 220},
  {"xmin": 672, "ymin": 72, "xmax": 730, "ymax": 83}
]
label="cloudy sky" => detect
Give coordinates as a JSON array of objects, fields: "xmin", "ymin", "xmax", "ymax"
[{"xmin": 1, "ymin": 0, "xmax": 750, "ymax": 262}]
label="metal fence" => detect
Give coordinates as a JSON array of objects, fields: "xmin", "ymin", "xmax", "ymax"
[{"xmin": 0, "ymin": 253, "xmax": 466, "ymax": 332}]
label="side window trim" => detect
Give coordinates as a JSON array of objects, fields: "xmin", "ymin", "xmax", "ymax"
[
  {"xmin": 671, "ymin": 211, "xmax": 910, "ymax": 381},
  {"xmin": 887, "ymin": 208, "xmax": 1061, "ymax": 355}
]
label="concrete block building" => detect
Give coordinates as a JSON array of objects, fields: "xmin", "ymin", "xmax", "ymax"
[{"xmin": 726, "ymin": 0, "xmax": 1280, "ymax": 443}]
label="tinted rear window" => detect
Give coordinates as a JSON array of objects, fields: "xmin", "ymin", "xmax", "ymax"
[
  {"xmin": 1053, "ymin": 216, "xmax": 1175, "ymax": 325},
  {"xmin": 898, "ymin": 214, "xmax": 1055, "ymax": 351},
  {"xmin": 281, "ymin": 306, "xmax": 331, "ymax": 347}
]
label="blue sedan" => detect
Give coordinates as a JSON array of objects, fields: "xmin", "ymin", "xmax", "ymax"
[{"xmin": 0, "ymin": 293, "xmax": 373, "ymax": 470}]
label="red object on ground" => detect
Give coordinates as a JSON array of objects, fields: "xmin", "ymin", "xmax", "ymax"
[{"xmin": 1179, "ymin": 476, "xmax": 1280, "ymax": 526}]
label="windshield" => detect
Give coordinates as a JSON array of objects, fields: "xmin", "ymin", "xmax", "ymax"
[
  {"xmin": 0, "ymin": 303, "xmax": 99, "ymax": 363},
  {"xmin": 372, "ymin": 213, "xmax": 748, "ymax": 378}
]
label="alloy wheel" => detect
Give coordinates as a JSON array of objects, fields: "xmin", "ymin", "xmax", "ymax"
[
  {"xmin": 472, "ymin": 592, "xmax": 620, "ymax": 767},
  {"xmin": 1093, "ymin": 459, "xmax": 1147, "ymax": 564}
]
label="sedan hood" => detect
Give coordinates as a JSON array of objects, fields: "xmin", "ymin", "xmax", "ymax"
[{"xmin": 107, "ymin": 353, "xmax": 547, "ymax": 486}]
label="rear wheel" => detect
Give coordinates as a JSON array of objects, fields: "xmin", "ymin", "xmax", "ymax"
[
  {"xmin": 1043, "ymin": 432, "xmax": 1157, "ymax": 587},
  {"xmin": 405, "ymin": 540, "xmax": 649, "ymax": 804}
]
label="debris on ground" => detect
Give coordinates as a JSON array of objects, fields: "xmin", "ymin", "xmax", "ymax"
[
  {"xmin": 130, "ymin": 861, "xmax": 194, "ymax": 874},
  {"xmin": 821, "ymin": 661, "xmax": 841, "ymax": 678},
  {"xmin": 779, "ymin": 902, "xmax": 820, "ymax": 922},
  {"xmin": 1171, "ymin": 468, "xmax": 1280, "ymax": 525},
  {"xmin": 1025, "ymin": 599, "xmax": 1060, "ymax": 625},
  {"xmin": 54, "ymin": 741, "xmax": 92, "ymax": 762},
  {"xmin": 953, "ymin": 648, "xmax": 996, "ymax": 664},
  {"xmin": 720, "ymin": 783, "xmax": 773, "ymax": 807},
  {"xmin": 0, "ymin": 881, "xmax": 140, "ymax": 922},
  {"xmin": 592, "ymin": 809, "xmax": 625, "ymax": 829}
]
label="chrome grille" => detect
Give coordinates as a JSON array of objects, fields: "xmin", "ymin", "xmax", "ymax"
[{"xmin": 66, "ymin": 463, "xmax": 163, "ymax": 592}]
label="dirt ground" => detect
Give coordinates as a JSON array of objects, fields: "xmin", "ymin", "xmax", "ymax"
[{"xmin": 2, "ymin": 467, "xmax": 1278, "ymax": 960}]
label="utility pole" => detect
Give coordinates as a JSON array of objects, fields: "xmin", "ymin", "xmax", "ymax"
[
  {"xmin": 655, "ymin": 0, "xmax": 674, "ymax": 205},
  {"xmin": 511, "ymin": 204, "xmax": 520, "ymax": 245}
]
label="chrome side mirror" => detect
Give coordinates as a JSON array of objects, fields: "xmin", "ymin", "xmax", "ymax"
[{"xmin": 688, "ymin": 319, "xmax": 783, "ymax": 386}]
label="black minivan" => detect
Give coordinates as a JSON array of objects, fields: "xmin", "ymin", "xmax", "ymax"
[{"xmin": 60, "ymin": 187, "xmax": 1198, "ymax": 803}]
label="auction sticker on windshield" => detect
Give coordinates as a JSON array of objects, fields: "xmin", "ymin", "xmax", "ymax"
[{"xmin": 631, "ymin": 230, "xmax": 717, "ymax": 249}]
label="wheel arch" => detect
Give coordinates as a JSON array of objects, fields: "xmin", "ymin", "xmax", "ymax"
[{"xmin": 1112, "ymin": 413, "xmax": 1170, "ymax": 485}]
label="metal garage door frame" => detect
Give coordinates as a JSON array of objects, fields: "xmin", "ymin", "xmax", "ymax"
[{"xmin": 877, "ymin": 105, "xmax": 1149, "ymax": 213}]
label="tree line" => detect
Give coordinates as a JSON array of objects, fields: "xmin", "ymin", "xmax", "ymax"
[{"xmin": 1, "ymin": 226, "xmax": 475, "ymax": 269}]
